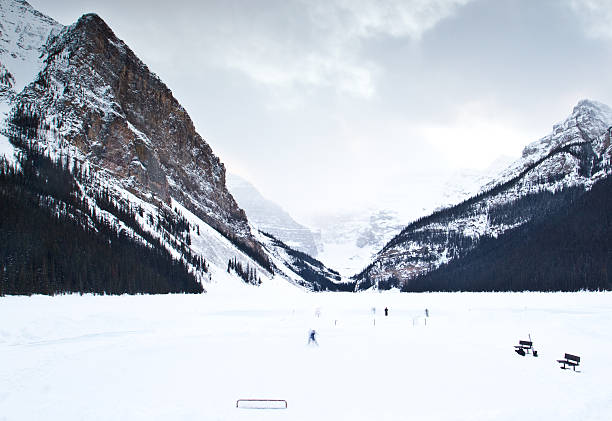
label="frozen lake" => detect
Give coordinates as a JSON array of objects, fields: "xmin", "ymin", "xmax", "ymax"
[{"xmin": 1, "ymin": 288, "xmax": 611, "ymax": 420}]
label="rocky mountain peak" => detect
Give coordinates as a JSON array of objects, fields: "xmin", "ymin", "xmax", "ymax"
[
  {"xmin": 497, "ymin": 99, "xmax": 612, "ymax": 185},
  {"xmin": 13, "ymin": 10, "xmax": 269, "ymax": 268},
  {"xmin": 572, "ymin": 99, "xmax": 612, "ymax": 118}
]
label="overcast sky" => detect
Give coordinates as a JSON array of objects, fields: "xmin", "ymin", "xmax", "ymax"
[{"xmin": 31, "ymin": 0, "xmax": 612, "ymax": 221}]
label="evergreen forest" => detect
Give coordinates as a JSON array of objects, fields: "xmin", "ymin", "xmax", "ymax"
[{"xmin": 0, "ymin": 136, "xmax": 204, "ymax": 296}]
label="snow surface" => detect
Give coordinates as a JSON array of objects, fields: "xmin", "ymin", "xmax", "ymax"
[
  {"xmin": 0, "ymin": 132, "xmax": 16, "ymax": 163},
  {"xmin": 1, "ymin": 290, "xmax": 611, "ymax": 421}
]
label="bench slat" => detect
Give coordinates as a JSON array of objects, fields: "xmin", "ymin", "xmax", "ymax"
[{"xmin": 564, "ymin": 354, "xmax": 580, "ymax": 363}]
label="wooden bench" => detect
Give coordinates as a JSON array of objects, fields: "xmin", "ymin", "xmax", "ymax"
[
  {"xmin": 514, "ymin": 340, "xmax": 534, "ymax": 356},
  {"xmin": 557, "ymin": 353, "xmax": 580, "ymax": 371}
]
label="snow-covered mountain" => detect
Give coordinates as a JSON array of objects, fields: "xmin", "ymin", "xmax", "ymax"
[
  {"xmin": 0, "ymin": 0, "xmax": 346, "ymax": 294},
  {"xmin": 356, "ymin": 99, "xmax": 612, "ymax": 289},
  {"xmin": 306, "ymin": 209, "xmax": 403, "ymax": 277},
  {"xmin": 226, "ymin": 173, "xmax": 318, "ymax": 257},
  {"xmin": 0, "ymin": 0, "xmax": 61, "ymax": 97}
]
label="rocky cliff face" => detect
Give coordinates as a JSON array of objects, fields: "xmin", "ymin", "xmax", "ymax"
[
  {"xmin": 13, "ymin": 12, "xmax": 267, "ymax": 265},
  {"xmin": 356, "ymin": 100, "xmax": 612, "ymax": 289},
  {"xmin": 489, "ymin": 100, "xmax": 612, "ymax": 188}
]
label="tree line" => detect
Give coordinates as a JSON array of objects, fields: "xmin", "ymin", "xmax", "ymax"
[{"xmin": 227, "ymin": 257, "xmax": 261, "ymax": 286}]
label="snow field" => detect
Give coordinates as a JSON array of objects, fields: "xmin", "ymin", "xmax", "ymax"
[{"xmin": 1, "ymin": 290, "xmax": 611, "ymax": 421}]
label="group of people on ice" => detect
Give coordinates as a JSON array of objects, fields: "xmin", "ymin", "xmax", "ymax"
[{"xmin": 308, "ymin": 307, "xmax": 430, "ymax": 345}]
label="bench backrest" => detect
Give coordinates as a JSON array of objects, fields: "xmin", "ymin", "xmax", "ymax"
[
  {"xmin": 519, "ymin": 340, "xmax": 532, "ymax": 346},
  {"xmin": 565, "ymin": 353, "xmax": 580, "ymax": 363}
]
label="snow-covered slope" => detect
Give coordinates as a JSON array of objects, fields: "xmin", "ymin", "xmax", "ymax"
[
  {"xmin": 357, "ymin": 100, "xmax": 612, "ymax": 289},
  {"xmin": 255, "ymin": 229, "xmax": 353, "ymax": 291},
  {"xmin": 0, "ymin": 0, "xmax": 62, "ymax": 161},
  {"xmin": 0, "ymin": 0, "xmax": 62, "ymax": 94},
  {"xmin": 227, "ymin": 173, "xmax": 319, "ymax": 257}
]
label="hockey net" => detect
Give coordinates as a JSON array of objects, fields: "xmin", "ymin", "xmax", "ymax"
[{"xmin": 236, "ymin": 399, "xmax": 288, "ymax": 409}]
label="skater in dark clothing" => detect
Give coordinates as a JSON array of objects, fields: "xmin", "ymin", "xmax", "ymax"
[
  {"xmin": 384, "ymin": 307, "xmax": 389, "ymax": 316},
  {"xmin": 425, "ymin": 308, "xmax": 429, "ymax": 318},
  {"xmin": 308, "ymin": 329, "xmax": 318, "ymax": 345}
]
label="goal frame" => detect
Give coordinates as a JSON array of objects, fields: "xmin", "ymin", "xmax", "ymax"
[{"xmin": 236, "ymin": 399, "xmax": 288, "ymax": 409}]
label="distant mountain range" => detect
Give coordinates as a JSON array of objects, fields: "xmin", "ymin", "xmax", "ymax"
[{"xmin": 226, "ymin": 174, "xmax": 318, "ymax": 257}]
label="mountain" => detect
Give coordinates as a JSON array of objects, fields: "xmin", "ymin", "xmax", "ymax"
[
  {"xmin": 409, "ymin": 174, "xmax": 612, "ymax": 292},
  {"xmin": 356, "ymin": 100, "xmax": 612, "ymax": 290},
  {"xmin": 16, "ymin": 12, "xmax": 266, "ymax": 261},
  {"xmin": 0, "ymin": 0, "xmax": 345, "ymax": 294},
  {"xmin": 226, "ymin": 173, "xmax": 318, "ymax": 257},
  {"xmin": 307, "ymin": 209, "xmax": 404, "ymax": 277}
]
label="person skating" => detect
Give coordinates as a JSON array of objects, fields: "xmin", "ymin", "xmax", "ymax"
[{"xmin": 308, "ymin": 329, "xmax": 318, "ymax": 345}]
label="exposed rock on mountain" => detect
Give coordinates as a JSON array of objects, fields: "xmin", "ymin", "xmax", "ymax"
[{"xmin": 356, "ymin": 100, "xmax": 612, "ymax": 290}]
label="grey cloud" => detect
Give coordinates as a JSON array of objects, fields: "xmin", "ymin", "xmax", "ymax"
[
  {"xmin": 28, "ymin": 0, "xmax": 612, "ymax": 219},
  {"xmin": 569, "ymin": 0, "xmax": 612, "ymax": 39}
]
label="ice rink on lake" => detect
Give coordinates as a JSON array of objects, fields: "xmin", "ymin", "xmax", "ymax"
[{"xmin": 1, "ymin": 287, "xmax": 611, "ymax": 420}]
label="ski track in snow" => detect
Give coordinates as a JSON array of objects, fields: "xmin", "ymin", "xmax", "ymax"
[{"xmin": 1, "ymin": 291, "xmax": 611, "ymax": 421}]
